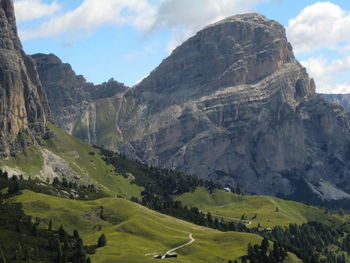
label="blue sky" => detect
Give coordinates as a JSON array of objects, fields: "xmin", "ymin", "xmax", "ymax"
[{"xmin": 14, "ymin": 0, "xmax": 350, "ymax": 93}]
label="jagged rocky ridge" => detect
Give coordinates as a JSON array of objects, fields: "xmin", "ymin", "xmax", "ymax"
[
  {"xmin": 323, "ymin": 94, "xmax": 350, "ymax": 113},
  {"xmin": 0, "ymin": 0, "xmax": 49, "ymax": 156},
  {"xmin": 35, "ymin": 14, "xmax": 350, "ymax": 202},
  {"xmin": 32, "ymin": 53, "xmax": 127, "ymax": 145}
]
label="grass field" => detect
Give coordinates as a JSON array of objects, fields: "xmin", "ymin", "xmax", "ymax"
[
  {"xmin": 13, "ymin": 190, "xmax": 301, "ymax": 263},
  {"xmin": 175, "ymin": 187, "xmax": 345, "ymax": 228},
  {"xmin": 0, "ymin": 123, "xmax": 143, "ymax": 199}
]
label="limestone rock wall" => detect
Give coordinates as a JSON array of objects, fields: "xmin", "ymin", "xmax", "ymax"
[
  {"xmin": 32, "ymin": 53, "xmax": 128, "ymax": 146},
  {"xmin": 0, "ymin": 0, "xmax": 49, "ymax": 156}
]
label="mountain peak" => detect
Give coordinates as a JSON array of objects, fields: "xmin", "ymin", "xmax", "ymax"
[
  {"xmin": 205, "ymin": 13, "xmax": 274, "ymax": 28},
  {"xmin": 134, "ymin": 12, "xmax": 309, "ymax": 111},
  {"xmin": 35, "ymin": 14, "xmax": 350, "ymax": 203}
]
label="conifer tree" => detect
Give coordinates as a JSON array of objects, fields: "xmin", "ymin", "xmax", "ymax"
[
  {"xmin": 31, "ymin": 224, "xmax": 38, "ymax": 236},
  {"xmin": 97, "ymin": 233, "xmax": 107, "ymax": 247},
  {"xmin": 261, "ymin": 238, "xmax": 269, "ymax": 254},
  {"xmin": 59, "ymin": 225, "xmax": 66, "ymax": 239},
  {"xmin": 73, "ymin": 229, "xmax": 80, "ymax": 239},
  {"xmin": 48, "ymin": 219, "xmax": 52, "ymax": 231}
]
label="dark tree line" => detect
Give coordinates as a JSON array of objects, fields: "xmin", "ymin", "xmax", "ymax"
[
  {"xmin": 228, "ymin": 238, "xmax": 287, "ymax": 263},
  {"xmin": 98, "ymin": 147, "xmax": 243, "ymax": 200},
  {"xmin": 0, "ymin": 169, "xmax": 107, "ymax": 200},
  {"xmin": 262, "ymin": 222, "xmax": 349, "ymax": 263},
  {"xmin": 0, "ymin": 194, "xmax": 92, "ymax": 262}
]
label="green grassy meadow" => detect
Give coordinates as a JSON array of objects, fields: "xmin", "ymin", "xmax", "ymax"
[
  {"xmin": 13, "ymin": 190, "xmax": 286, "ymax": 263},
  {"xmin": 175, "ymin": 187, "xmax": 345, "ymax": 228}
]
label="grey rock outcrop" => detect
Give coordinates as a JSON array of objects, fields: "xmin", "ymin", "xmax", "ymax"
[
  {"xmin": 37, "ymin": 14, "xmax": 350, "ymax": 202},
  {"xmin": 0, "ymin": 0, "xmax": 49, "ymax": 156}
]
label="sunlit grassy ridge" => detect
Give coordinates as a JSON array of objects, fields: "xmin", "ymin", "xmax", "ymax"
[
  {"xmin": 0, "ymin": 123, "xmax": 142, "ymax": 199},
  {"xmin": 13, "ymin": 190, "xmax": 289, "ymax": 263},
  {"xmin": 175, "ymin": 187, "xmax": 345, "ymax": 228}
]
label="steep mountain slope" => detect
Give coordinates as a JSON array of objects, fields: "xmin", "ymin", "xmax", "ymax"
[
  {"xmin": 323, "ymin": 94, "xmax": 350, "ymax": 113},
  {"xmin": 0, "ymin": 0, "xmax": 49, "ymax": 156},
  {"xmin": 0, "ymin": 123, "xmax": 143, "ymax": 198},
  {"xmin": 37, "ymin": 14, "xmax": 350, "ymax": 203}
]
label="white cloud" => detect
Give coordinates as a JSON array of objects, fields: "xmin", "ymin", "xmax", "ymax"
[
  {"xmin": 154, "ymin": 0, "xmax": 261, "ymax": 30},
  {"xmin": 287, "ymin": 2, "xmax": 350, "ymax": 54},
  {"xmin": 19, "ymin": 0, "xmax": 156, "ymax": 40},
  {"xmin": 153, "ymin": 0, "xmax": 263, "ymax": 52},
  {"xmin": 18, "ymin": 0, "xmax": 264, "ymax": 50},
  {"xmin": 288, "ymin": 2, "xmax": 350, "ymax": 94},
  {"xmin": 14, "ymin": 0, "xmax": 60, "ymax": 22},
  {"xmin": 301, "ymin": 56, "xmax": 350, "ymax": 93}
]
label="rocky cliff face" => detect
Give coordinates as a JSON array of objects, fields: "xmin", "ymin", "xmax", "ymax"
[
  {"xmin": 133, "ymin": 14, "xmax": 310, "ymax": 110},
  {"xmin": 37, "ymin": 14, "xmax": 350, "ymax": 202},
  {"xmin": 0, "ymin": 0, "xmax": 49, "ymax": 156}
]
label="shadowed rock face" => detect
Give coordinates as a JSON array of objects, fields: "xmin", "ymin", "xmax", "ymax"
[
  {"xmin": 37, "ymin": 13, "xmax": 350, "ymax": 202},
  {"xmin": 0, "ymin": 0, "xmax": 49, "ymax": 156}
]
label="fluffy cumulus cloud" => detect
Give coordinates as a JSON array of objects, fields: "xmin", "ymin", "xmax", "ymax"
[
  {"xmin": 152, "ymin": 0, "xmax": 262, "ymax": 52},
  {"xmin": 14, "ymin": 0, "xmax": 60, "ymax": 22},
  {"xmin": 287, "ymin": 2, "xmax": 350, "ymax": 53},
  {"xmin": 16, "ymin": 0, "xmax": 264, "ymax": 47},
  {"xmin": 18, "ymin": 0, "xmax": 157, "ymax": 40},
  {"xmin": 287, "ymin": 2, "xmax": 350, "ymax": 93}
]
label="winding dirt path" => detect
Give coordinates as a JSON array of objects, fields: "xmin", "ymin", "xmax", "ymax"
[{"xmin": 161, "ymin": 233, "xmax": 195, "ymax": 259}]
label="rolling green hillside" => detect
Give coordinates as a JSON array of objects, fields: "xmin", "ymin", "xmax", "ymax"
[
  {"xmin": 175, "ymin": 187, "xmax": 346, "ymax": 228},
  {"xmin": 0, "ymin": 123, "xmax": 142, "ymax": 199},
  {"xmin": 0, "ymin": 124, "xmax": 342, "ymax": 262},
  {"xmin": 12, "ymin": 190, "xmax": 298, "ymax": 263}
]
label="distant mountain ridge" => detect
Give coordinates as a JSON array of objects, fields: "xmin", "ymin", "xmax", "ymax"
[
  {"xmin": 32, "ymin": 53, "xmax": 128, "ymax": 144},
  {"xmin": 34, "ymin": 14, "xmax": 350, "ymax": 204},
  {"xmin": 323, "ymin": 94, "xmax": 350, "ymax": 113}
]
